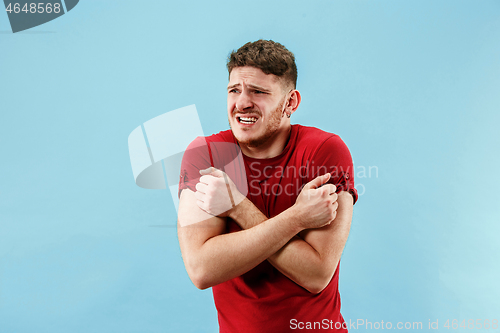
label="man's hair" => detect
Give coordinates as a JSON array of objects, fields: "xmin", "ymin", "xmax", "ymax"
[{"xmin": 227, "ymin": 40, "xmax": 297, "ymax": 89}]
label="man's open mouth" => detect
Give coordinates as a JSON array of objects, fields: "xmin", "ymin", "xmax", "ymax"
[{"xmin": 237, "ymin": 116, "xmax": 258, "ymax": 124}]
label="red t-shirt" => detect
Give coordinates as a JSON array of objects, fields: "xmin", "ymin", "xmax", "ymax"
[{"xmin": 179, "ymin": 124, "xmax": 357, "ymax": 333}]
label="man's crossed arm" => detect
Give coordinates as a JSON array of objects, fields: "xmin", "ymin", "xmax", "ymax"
[{"xmin": 177, "ymin": 168, "xmax": 353, "ymax": 293}]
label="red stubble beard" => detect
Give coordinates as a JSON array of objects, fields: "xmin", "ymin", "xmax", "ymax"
[{"xmin": 229, "ymin": 101, "xmax": 284, "ymax": 148}]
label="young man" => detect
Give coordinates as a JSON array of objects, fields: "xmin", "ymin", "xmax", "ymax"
[{"xmin": 177, "ymin": 40, "xmax": 357, "ymax": 332}]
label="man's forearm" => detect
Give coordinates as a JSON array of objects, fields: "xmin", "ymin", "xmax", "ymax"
[
  {"xmin": 229, "ymin": 197, "xmax": 341, "ymax": 293},
  {"xmin": 191, "ymin": 172, "xmax": 349, "ymax": 292},
  {"xmin": 178, "ymin": 196, "xmax": 303, "ymax": 290}
]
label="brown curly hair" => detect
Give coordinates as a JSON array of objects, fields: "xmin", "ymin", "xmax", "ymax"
[{"xmin": 226, "ymin": 40, "xmax": 297, "ymax": 89}]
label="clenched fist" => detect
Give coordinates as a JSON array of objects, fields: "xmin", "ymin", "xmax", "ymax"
[
  {"xmin": 195, "ymin": 167, "xmax": 246, "ymax": 217},
  {"xmin": 292, "ymin": 173, "xmax": 339, "ymax": 230}
]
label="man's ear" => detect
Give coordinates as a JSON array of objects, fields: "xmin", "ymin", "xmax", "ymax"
[{"xmin": 285, "ymin": 89, "xmax": 301, "ymax": 116}]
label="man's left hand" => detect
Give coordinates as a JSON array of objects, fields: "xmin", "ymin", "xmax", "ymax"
[{"xmin": 195, "ymin": 167, "xmax": 245, "ymax": 217}]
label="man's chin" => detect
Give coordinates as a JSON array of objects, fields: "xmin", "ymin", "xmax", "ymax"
[
  {"xmin": 230, "ymin": 124, "xmax": 268, "ymax": 147},
  {"xmin": 231, "ymin": 130, "xmax": 256, "ymax": 145},
  {"xmin": 235, "ymin": 134, "xmax": 270, "ymax": 148}
]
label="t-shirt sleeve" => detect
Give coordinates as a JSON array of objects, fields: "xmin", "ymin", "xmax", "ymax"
[
  {"xmin": 314, "ymin": 135, "xmax": 358, "ymax": 205},
  {"xmin": 178, "ymin": 136, "xmax": 213, "ymax": 198}
]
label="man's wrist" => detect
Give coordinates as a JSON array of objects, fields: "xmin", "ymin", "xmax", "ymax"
[
  {"xmin": 228, "ymin": 196, "xmax": 249, "ymax": 221},
  {"xmin": 279, "ymin": 205, "xmax": 305, "ymax": 233},
  {"xmin": 227, "ymin": 196, "xmax": 269, "ymax": 230}
]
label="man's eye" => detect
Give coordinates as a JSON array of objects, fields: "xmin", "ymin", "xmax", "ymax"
[
  {"xmin": 229, "ymin": 89, "xmax": 239, "ymax": 93},
  {"xmin": 254, "ymin": 91, "xmax": 265, "ymax": 94}
]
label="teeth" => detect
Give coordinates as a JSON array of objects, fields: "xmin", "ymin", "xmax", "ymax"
[{"xmin": 239, "ymin": 116, "xmax": 257, "ymax": 123}]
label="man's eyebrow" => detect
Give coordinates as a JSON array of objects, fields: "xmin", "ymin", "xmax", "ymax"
[
  {"xmin": 227, "ymin": 83, "xmax": 271, "ymax": 92},
  {"xmin": 248, "ymin": 84, "xmax": 271, "ymax": 92},
  {"xmin": 227, "ymin": 83, "xmax": 240, "ymax": 90}
]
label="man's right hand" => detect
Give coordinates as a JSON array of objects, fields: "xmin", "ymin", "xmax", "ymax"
[{"xmin": 291, "ymin": 173, "xmax": 339, "ymax": 230}]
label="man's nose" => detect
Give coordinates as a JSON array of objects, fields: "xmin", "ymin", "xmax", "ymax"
[{"xmin": 235, "ymin": 91, "xmax": 253, "ymax": 111}]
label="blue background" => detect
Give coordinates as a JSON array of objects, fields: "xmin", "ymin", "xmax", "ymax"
[{"xmin": 1, "ymin": 0, "xmax": 499, "ymax": 332}]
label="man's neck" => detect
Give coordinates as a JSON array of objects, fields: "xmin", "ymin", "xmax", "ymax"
[{"xmin": 239, "ymin": 125, "xmax": 292, "ymax": 159}]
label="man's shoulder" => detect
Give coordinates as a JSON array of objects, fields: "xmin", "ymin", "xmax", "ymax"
[
  {"xmin": 184, "ymin": 129, "xmax": 234, "ymax": 150},
  {"xmin": 187, "ymin": 129, "xmax": 234, "ymax": 146},
  {"xmin": 292, "ymin": 124, "xmax": 352, "ymax": 162},
  {"xmin": 206, "ymin": 129, "xmax": 235, "ymax": 143},
  {"xmin": 183, "ymin": 129, "xmax": 240, "ymax": 172},
  {"xmin": 294, "ymin": 124, "xmax": 340, "ymax": 146}
]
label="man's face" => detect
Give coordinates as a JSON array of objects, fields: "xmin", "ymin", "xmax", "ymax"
[{"xmin": 227, "ymin": 66, "xmax": 289, "ymax": 148}]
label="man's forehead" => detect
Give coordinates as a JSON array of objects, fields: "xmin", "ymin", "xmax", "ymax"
[{"xmin": 228, "ymin": 66, "xmax": 280, "ymax": 87}]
